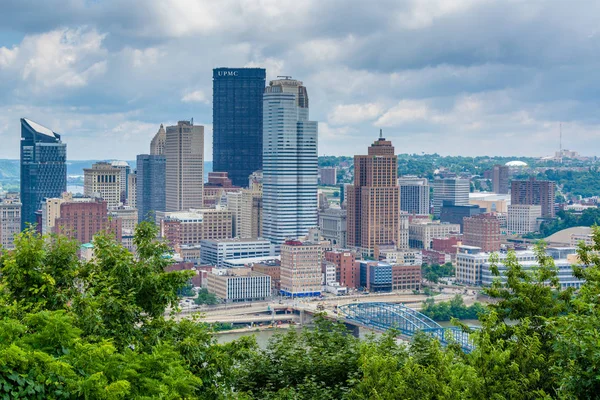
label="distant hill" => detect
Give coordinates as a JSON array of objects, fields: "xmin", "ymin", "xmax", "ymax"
[{"xmin": 0, "ymin": 160, "xmax": 213, "ymax": 189}]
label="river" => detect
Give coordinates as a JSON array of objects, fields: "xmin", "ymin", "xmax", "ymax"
[{"xmin": 216, "ymin": 319, "xmax": 482, "ymax": 348}]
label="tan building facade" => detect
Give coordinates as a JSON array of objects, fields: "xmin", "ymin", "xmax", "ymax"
[
  {"xmin": 240, "ymin": 189, "xmax": 263, "ymax": 239},
  {"xmin": 347, "ymin": 133, "xmax": 400, "ymax": 257},
  {"xmin": 165, "ymin": 121, "xmax": 204, "ymax": 211},
  {"xmin": 160, "ymin": 208, "xmax": 233, "ymax": 249},
  {"xmin": 84, "ymin": 162, "xmax": 122, "ymax": 208},
  {"xmin": 0, "ymin": 198, "xmax": 21, "ymax": 249},
  {"xmin": 408, "ymin": 221, "xmax": 461, "ymax": 249},
  {"xmin": 280, "ymin": 240, "xmax": 323, "ymax": 297}
]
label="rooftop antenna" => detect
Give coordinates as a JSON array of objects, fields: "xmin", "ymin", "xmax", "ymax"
[
  {"xmin": 559, "ymin": 123, "xmax": 562, "ymax": 153},
  {"xmin": 277, "ymin": 75, "xmax": 293, "ymax": 80},
  {"xmin": 379, "ymin": 128, "xmax": 383, "ymax": 139},
  {"xmin": 191, "ymin": 117, "xmax": 194, "ymax": 125}
]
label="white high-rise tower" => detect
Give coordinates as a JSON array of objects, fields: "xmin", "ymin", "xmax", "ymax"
[{"xmin": 262, "ymin": 77, "xmax": 318, "ymax": 249}]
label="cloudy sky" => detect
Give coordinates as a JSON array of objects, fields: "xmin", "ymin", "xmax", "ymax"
[{"xmin": 1, "ymin": 0, "xmax": 599, "ymax": 160}]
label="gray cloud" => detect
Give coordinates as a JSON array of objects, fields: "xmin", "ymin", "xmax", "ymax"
[{"xmin": 0, "ymin": 0, "xmax": 599, "ymax": 160}]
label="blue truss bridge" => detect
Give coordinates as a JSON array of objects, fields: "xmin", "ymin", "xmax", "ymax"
[{"xmin": 338, "ymin": 302, "xmax": 474, "ymax": 352}]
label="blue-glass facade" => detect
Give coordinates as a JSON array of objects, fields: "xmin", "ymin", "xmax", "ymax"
[
  {"xmin": 20, "ymin": 118, "xmax": 67, "ymax": 230},
  {"xmin": 213, "ymin": 68, "xmax": 266, "ymax": 187},
  {"xmin": 359, "ymin": 261, "xmax": 393, "ymax": 292},
  {"xmin": 136, "ymin": 154, "xmax": 166, "ymax": 223}
]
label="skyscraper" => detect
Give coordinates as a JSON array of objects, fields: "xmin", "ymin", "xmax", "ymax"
[
  {"xmin": 398, "ymin": 176, "xmax": 430, "ymax": 215},
  {"xmin": 150, "ymin": 124, "xmax": 166, "ymax": 155},
  {"xmin": 136, "ymin": 154, "xmax": 166, "ymax": 223},
  {"xmin": 431, "ymin": 178, "xmax": 470, "ymax": 217},
  {"xmin": 511, "ymin": 177, "xmax": 555, "ymax": 218},
  {"xmin": 110, "ymin": 161, "xmax": 131, "ymax": 204},
  {"xmin": 262, "ymin": 77, "xmax": 318, "ymax": 248},
  {"xmin": 347, "ymin": 132, "xmax": 400, "ymax": 257},
  {"xmin": 165, "ymin": 121, "xmax": 204, "ymax": 211},
  {"xmin": 492, "ymin": 164, "xmax": 509, "ymax": 194},
  {"xmin": 20, "ymin": 118, "xmax": 67, "ymax": 230},
  {"xmin": 84, "ymin": 162, "xmax": 122, "ymax": 208},
  {"xmin": 213, "ymin": 68, "xmax": 266, "ymax": 187}
]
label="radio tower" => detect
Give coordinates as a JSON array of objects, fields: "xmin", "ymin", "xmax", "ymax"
[{"xmin": 559, "ymin": 123, "xmax": 563, "ymax": 163}]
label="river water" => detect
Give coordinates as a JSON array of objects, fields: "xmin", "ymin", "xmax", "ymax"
[{"xmin": 216, "ymin": 319, "xmax": 482, "ymax": 348}]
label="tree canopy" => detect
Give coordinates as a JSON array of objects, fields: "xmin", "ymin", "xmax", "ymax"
[{"xmin": 2, "ymin": 224, "xmax": 600, "ymax": 398}]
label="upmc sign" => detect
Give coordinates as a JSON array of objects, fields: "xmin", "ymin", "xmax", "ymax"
[{"xmin": 217, "ymin": 71, "xmax": 238, "ymax": 77}]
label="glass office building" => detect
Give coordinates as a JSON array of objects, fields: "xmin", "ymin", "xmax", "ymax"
[
  {"xmin": 136, "ymin": 154, "xmax": 166, "ymax": 223},
  {"xmin": 262, "ymin": 78, "xmax": 318, "ymax": 249},
  {"xmin": 212, "ymin": 68, "xmax": 266, "ymax": 187},
  {"xmin": 20, "ymin": 118, "xmax": 67, "ymax": 230}
]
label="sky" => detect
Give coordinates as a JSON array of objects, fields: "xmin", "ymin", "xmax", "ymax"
[{"xmin": 0, "ymin": 0, "xmax": 599, "ymax": 161}]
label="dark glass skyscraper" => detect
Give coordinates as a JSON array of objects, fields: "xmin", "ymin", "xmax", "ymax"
[
  {"xmin": 20, "ymin": 118, "xmax": 67, "ymax": 230},
  {"xmin": 136, "ymin": 154, "xmax": 166, "ymax": 223},
  {"xmin": 213, "ymin": 67, "xmax": 266, "ymax": 187}
]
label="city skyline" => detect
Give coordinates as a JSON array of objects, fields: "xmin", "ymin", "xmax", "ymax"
[{"xmin": 1, "ymin": 1, "xmax": 600, "ymax": 160}]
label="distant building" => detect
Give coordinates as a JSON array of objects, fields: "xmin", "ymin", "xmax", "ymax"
[
  {"xmin": 392, "ymin": 264, "xmax": 421, "ymax": 291},
  {"xmin": 511, "ymin": 177, "xmax": 555, "ymax": 218},
  {"xmin": 262, "ymin": 77, "xmax": 318, "ymax": 248},
  {"xmin": 463, "ymin": 213, "xmax": 501, "ymax": 252},
  {"xmin": 491, "ymin": 165, "xmax": 509, "ymax": 194},
  {"xmin": 0, "ymin": 198, "xmax": 21, "ymax": 249},
  {"xmin": 469, "ymin": 193, "xmax": 509, "ymax": 213},
  {"xmin": 481, "ymin": 247, "xmax": 583, "ymax": 289},
  {"xmin": 358, "ymin": 261, "xmax": 393, "ymax": 292},
  {"xmin": 127, "ymin": 171, "xmax": 137, "ymax": 208},
  {"xmin": 408, "ymin": 220, "xmax": 461, "ymax": 249},
  {"xmin": 108, "ymin": 206, "xmax": 138, "ymax": 252},
  {"xmin": 507, "ymin": 204, "xmax": 542, "ymax": 235},
  {"xmin": 213, "ymin": 68, "xmax": 266, "ymax": 187},
  {"xmin": 80, "ymin": 243, "xmax": 95, "ymax": 262},
  {"xmin": 347, "ymin": 132, "xmax": 400, "ymax": 257},
  {"xmin": 377, "ymin": 248, "xmax": 423, "ymax": 266},
  {"xmin": 136, "ymin": 154, "xmax": 166, "ymax": 223},
  {"xmin": 207, "ymin": 268, "xmax": 271, "ymax": 303},
  {"xmin": 252, "ymin": 260, "xmax": 281, "ymax": 291},
  {"xmin": 440, "ymin": 201, "xmax": 483, "ymax": 231},
  {"xmin": 54, "ymin": 199, "xmax": 122, "ymax": 244},
  {"xmin": 160, "ymin": 208, "xmax": 233, "ymax": 249},
  {"xmin": 20, "ymin": 118, "xmax": 67, "ymax": 230},
  {"xmin": 280, "ymin": 240, "xmax": 323, "ymax": 297},
  {"xmin": 165, "ymin": 120, "xmax": 204, "ymax": 212},
  {"xmin": 431, "ymin": 236, "xmax": 462, "ymax": 255},
  {"xmin": 110, "ymin": 161, "xmax": 131, "ymax": 204},
  {"xmin": 150, "ymin": 124, "xmax": 166, "ymax": 156},
  {"xmin": 319, "ymin": 208, "xmax": 347, "ymax": 248},
  {"xmin": 319, "ymin": 167, "xmax": 337, "ymax": 185},
  {"xmin": 398, "ymin": 176, "xmax": 430, "ymax": 215},
  {"xmin": 203, "ymin": 172, "xmax": 241, "ymax": 208},
  {"xmin": 84, "ymin": 162, "xmax": 122, "ymax": 208},
  {"xmin": 432, "ymin": 178, "xmax": 470, "ymax": 218},
  {"xmin": 200, "ymin": 238, "xmax": 273, "ymax": 267},
  {"xmin": 325, "ymin": 250, "xmax": 358, "ymax": 289}
]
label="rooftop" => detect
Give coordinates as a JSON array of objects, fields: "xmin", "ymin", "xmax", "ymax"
[{"xmin": 23, "ymin": 118, "xmax": 57, "ymax": 137}]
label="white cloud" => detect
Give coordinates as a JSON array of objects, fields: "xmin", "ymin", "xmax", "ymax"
[
  {"xmin": 328, "ymin": 103, "xmax": 383, "ymax": 125},
  {"xmin": 376, "ymin": 100, "xmax": 430, "ymax": 126},
  {"xmin": 181, "ymin": 90, "xmax": 209, "ymax": 104},
  {"xmin": 2, "ymin": 27, "xmax": 107, "ymax": 93}
]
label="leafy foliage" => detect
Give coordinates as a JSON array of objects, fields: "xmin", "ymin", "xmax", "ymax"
[
  {"xmin": 421, "ymin": 295, "xmax": 486, "ymax": 321},
  {"xmin": 4, "ymin": 222, "xmax": 600, "ymax": 398},
  {"xmin": 195, "ymin": 288, "xmax": 220, "ymax": 305},
  {"xmin": 422, "ymin": 262, "xmax": 454, "ymax": 283}
]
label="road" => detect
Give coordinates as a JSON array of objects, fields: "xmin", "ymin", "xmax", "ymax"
[{"xmin": 170, "ymin": 291, "xmax": 478, "ymax": 323}]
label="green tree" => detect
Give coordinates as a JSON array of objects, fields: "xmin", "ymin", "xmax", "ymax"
[{"xmin": 195, "ymin": 288, "xmax": 220, "ymax": 305}]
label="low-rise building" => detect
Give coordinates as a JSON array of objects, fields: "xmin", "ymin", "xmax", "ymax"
[
  {"xmin": 160, "ymin": 208, "xmax": 233, "ymax": 248},
  {"xmin": 377, "ymin": 248, "xmax": 422, "ymax": 266},
  {"xmin": 200, "ymin": 238, "xmax": 274, "ymax": 267},
  {"xmin": 456, "ymin": 245, "xmax": 537, "ymax": 285},
  {"xmin": 408, "ymin": 220, "xmax": 461, "ymax": 249},
  {"xmin": 280, "ymin": 240, "xmax": 323, "ymax": 297},
  {"xmin": 358, "ymin": 261, "xmax": 393, "ymax": 292},
  {"xmin": 463, "ymin": 213, "xmax": 501, "ymax": 252},
  {"xmin": 252, "ymin": 260, "xmax": 281, "ymax": 291},
  {"xmin": 54, "ymin": 199, "xmax": 122, "ymax": 244},
  {"xmin": 222, "ymin": 255, "xmax": 281, "ymax": 269},
  {"xmin": 392, "ymin": 264, "xmax": 421, "ymax": 291},
  {"xmin": 325, "ymin": 249, "xmax": 358, "ymax": 289},
  {"xmin": 507, "ymin": 204, "xmax": 542, "ymax": 235},
  {"xmin": 206, "ymin": 268, "xmax": 271, "ymax": 303}
]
